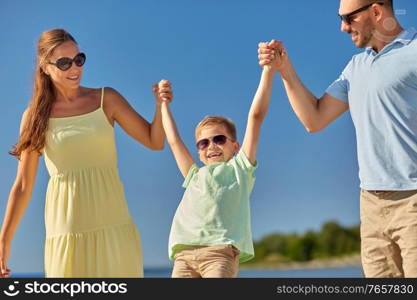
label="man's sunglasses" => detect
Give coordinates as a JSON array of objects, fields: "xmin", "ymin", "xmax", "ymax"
[
  {"xmin": 47, "ymin": 52, "xmax": 86, "ymax": 71},
  {"xmin": 339, "ymin": 2, "xmax": 384, "ymax": 25},
  {"xmin": 196, "ymin": 134, "xmax": 231, "ymax": 150}
]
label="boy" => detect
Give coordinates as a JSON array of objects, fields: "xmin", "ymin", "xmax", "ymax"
[{"xmin": 157, "ymin": 50, "xmax": 279, "ymax": 277}]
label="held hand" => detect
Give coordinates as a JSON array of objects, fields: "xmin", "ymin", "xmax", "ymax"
[
  {"xmin": 152, "ymin": 79, "xmax": 173, "ymax": 104},
  {"xmin": 0, "ymin": 242, "xmax": 11, "ymax": 278},
  {"xmin": 258, "ymin": 40, "xmax": 288, "ymax": 72}
]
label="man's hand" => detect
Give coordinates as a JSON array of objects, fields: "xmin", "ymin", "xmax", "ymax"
[{"xmin": 258, "ymin": 40, "xmax": 289, "ymax": 72}]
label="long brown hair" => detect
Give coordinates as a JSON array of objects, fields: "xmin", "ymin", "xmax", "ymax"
[{"xmin": 10, "ymin": 29, "xmax": 77, "ymax": 159}]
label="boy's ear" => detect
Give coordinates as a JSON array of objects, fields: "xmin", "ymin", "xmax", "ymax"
[{"xmin": 234, "ymin": 142, "xmax": 240, "ymax": 154}]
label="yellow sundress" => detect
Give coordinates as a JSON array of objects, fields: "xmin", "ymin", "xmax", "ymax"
[{"xmin": 43, "ymin": 87, "xmax": 143, "ymax": 277}]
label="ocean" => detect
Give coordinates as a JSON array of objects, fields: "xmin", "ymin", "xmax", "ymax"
[{"xmin": 13, "ymin": 266, "xmax": 363, "ymax": 278}]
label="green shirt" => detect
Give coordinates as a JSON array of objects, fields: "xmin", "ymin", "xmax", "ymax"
[{"xmin": 168, "ymin": 150, "xmax": 257, "ymax": 263}]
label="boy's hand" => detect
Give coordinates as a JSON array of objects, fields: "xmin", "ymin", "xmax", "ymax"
[
  {"xmin": 152, "ymin": 79, "xmax": 173, "ymax": 104},
  {"xmin": 258, "ymin": 40, "xmax": 289, "ymax": 72}
]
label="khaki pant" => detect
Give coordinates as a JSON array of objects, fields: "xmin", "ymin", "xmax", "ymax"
[
  {"xmin": 171, "ymin": 244, "xmax": 240, "ymax": 278},
  {"xmin": 360, "ymin": 189, "xmax": 417, "ymax": 277}
]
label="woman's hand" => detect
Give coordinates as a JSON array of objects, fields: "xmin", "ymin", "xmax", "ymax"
[{"xmin": 0, "ymin": 241, "xmax": 11, "ymax": 278}]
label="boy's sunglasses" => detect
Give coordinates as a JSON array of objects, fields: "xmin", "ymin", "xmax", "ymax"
[
  {"xmin": 47, "ymin": 52, "xmax": 86, "ymax": 71},
  {"xmin": 338, "ymin": 2, "xmax": 384, "ymax": 25},
  {"xmin": 196, "ymin": 134, "xmax": 230, "ymax": 150}
]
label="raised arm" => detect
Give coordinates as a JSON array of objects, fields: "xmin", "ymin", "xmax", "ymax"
[
  {"xmin": 258, "ymin": 40, "xmax": 349, "ymax": 133},
  {"xmin": 105, "ymin": 86, "xmax": 166, "ymax": 150},
  {"xmin": 0, "ymin": 110, "xmax": 40, "ymax": 278},
  {"xmin": 156, "ymin": 81, "xmax": 195, "ymax": 178},
  {"xmin": 241, "ymin": 64, "xmax": 275, "ymax": 165}
]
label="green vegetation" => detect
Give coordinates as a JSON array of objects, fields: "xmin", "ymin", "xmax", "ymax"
[{"xmin": 245, "ymin": 221, "xmax": 360, "ymax": 264}]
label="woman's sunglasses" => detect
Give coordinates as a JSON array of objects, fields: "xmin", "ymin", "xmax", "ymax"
[
  {"xmin": 196, "ymin": 134, "xmax": 230, "ymax": 150},
  {"xmin": 47, "ymin": 52, "xmax": 86, "ymax": 71}
]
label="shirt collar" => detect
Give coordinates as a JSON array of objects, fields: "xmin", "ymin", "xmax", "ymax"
[
  {"xmin": 365, "ymin": 27, "xmax": 416, "ymax": 55},
  {"xmin": 394, "ymin": 27, "xmax": 417, "ymax": 45}
]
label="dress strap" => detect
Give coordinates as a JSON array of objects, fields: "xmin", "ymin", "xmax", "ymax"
[{"xmin": 100, "ymin": 87, "xmax": 104, "ymax": 108}]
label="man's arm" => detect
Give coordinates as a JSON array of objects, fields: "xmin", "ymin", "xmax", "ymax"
[{"xmin": 258, "ymin": 40, "xmax": 349, "ymax": 132}]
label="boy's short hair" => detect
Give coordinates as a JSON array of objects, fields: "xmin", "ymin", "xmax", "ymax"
[{"xmin": 195, "ymin": 116, "xmax": 237, "ymax": 141}]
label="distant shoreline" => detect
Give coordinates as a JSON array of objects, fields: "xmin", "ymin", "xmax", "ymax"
[
  {"xmin": 12, "ymin": 254, "xmax": 362, "ymax": 277},
  {"xmin": 241, "ymin": 253, "xmax": 362, "ymax": 271}
]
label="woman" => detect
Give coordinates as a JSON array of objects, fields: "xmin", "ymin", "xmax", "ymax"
[{"xmin": 0, "ymin": 29, "xmax": 172, "ymax": 277}]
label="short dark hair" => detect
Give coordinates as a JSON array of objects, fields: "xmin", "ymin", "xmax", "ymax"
[
  {"xmin": 362, "ymin": 0, "xmax": 394, "ymax": 11},
  {"xmin": 380, "ymin": 0, "xmax": 394, "ymax": 11}
]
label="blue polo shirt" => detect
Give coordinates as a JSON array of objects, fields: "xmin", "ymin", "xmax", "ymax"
[{"xmin": 326, "ymin": 28, "xmax": 417, "ymax": 190}]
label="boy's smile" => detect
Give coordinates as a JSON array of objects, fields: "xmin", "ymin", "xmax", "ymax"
[{"xmin": 197, "ymin": 125, "xmax": 239, "ymax": 165}]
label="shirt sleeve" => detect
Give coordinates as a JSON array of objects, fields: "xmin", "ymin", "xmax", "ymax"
[
  {"xmin": 234, "ymin": 150, "xmax": 258, "ymax": 173},
  {"xmin": 182, "ymin": 164, "xmax": 199, "ymax": 188},
  {"xmin": 325, "ymin": 60, "xmax": 353, "ymax": 103},
  {"xmin": 325, "ymin": 73, "xmax": 349, "ymax": 103}
]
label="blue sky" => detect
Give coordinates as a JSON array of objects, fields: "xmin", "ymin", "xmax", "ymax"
[{"xmin": 0, "ymin": 0, "xmax": 416, "ymax": 272}]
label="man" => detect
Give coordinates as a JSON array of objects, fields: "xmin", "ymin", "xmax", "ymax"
[{"xmin": 258, "ymin": 0, "xmax": 417, "ymax": 277}]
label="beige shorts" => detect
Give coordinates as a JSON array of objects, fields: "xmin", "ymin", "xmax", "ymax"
[
  {"xmin": 171, "ymin": 244, "xmax": 240, "ymax": 278},
  {"xmin": 360, "ymin": 189, "xmax": 417, "ymax": 277}
]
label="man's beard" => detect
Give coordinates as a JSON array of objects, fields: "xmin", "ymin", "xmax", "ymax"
[{"xmin": 355, "ymin": 20, "xmax": 374, "ymax": 48}]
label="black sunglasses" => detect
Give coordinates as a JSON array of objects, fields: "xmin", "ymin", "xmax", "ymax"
[
  {"xmin": 48, "ymin": 52, "xmax": 86, "ymax": 71},
  {"xmin": 196, "ymin": 135, "xmax": 231, "ymax": 150},
  {"xmin": 339, "ymin": 2, "xmax": 384, "ymax": 25}
]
